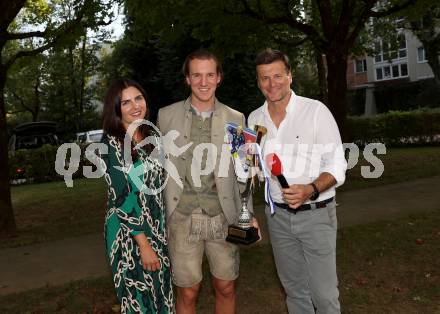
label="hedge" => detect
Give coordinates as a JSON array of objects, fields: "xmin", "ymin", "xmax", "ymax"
[
  {"xmin": 347, "ymin": 109, "xmax": 440, "ymax": 146},
  {"xmin": 9, "ymin": 143, "xmax": 90, "ymax": 184}
]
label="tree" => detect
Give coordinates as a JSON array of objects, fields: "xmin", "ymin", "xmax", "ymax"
[
  {"xmin": 0, "ymin": 0, "xmax": 115, "ymax": 236},
  {"xmin": 43, "ymin": 34, "xmax": 106, "ymax": 137},
  {"xmin": 5, "ymin": 54, "xmax": 45, "ymax": 122}
]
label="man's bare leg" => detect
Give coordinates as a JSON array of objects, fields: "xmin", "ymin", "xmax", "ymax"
[
  {"xmin": 176, "ymin": 283, "xmax": 200, "ymax": 314},
  {"xmin": 212, "ymin": 277, "xmax": 235, "ymax": 314}
]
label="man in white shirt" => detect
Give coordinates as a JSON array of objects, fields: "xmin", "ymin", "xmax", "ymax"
[{"xmin": 248, "ymin": 48, "xmax": 347, "ymax": 314}]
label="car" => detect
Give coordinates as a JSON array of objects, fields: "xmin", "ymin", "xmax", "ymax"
[
  {"xmin": 9, "ymin": 121, "xmax": 59, "ymax": 153},
  {"xmin": 76, "ymin": 129, "xmax": 104, "ymax": 144},
  {"xmin": 9, "ymin": 121, "xmax": 59, "ymax": 184}
]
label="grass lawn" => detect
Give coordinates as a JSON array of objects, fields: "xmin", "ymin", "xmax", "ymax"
[
  {"xmin": 1, "ymin": 208, "xmax": 439, "ymax": 313},
  {"xmin": 2, "ymin": 178, "xmax": 107, "ymax": 249},
  {"xmin": 340, "ymin": 146, "xmax": 440, "ymax": 191}
]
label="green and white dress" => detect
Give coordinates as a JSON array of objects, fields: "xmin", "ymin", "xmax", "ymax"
[{"xmin": 100, "ymin": 134, "xmax": 174, "ymax": 314}]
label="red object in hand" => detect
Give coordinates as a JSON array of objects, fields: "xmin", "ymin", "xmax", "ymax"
[{"xmin": 266, "ymin": 153, "xmax": 289, "ymax": 188}]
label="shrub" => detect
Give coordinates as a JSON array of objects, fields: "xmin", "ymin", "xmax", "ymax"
[
  {"xmin": 9, "ymin": 143, "xmax": 92, "ymax": 184},
  {"xmin": 348, "ymin": 109, "xmax": 440, "ymax": 146}
]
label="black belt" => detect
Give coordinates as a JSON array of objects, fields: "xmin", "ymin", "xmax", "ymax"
[{"xmin": 273, "ymin": 197, "xmax": 334, "ymax": 214}]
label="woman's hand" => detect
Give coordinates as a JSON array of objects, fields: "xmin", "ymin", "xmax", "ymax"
[
  {"xmin": 139, "ymin": 244, "xmax": 161, "ymax": 272},
  {"xmin": 134, "ymin": 233, "xmax": 161, "ymax": 272}
]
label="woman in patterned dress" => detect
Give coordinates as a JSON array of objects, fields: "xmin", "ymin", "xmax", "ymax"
[{"xmin": 101, "ymin": 78, "xmax": 174, "ymax": 313}]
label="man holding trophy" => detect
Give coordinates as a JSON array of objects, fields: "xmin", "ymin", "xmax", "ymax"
[{"xmin": 157, "ymin": 49, "xmax": 260, "ymax": 314}]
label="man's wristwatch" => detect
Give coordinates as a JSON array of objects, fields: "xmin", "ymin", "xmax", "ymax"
[{"xmin": 309, "ymin": 183, "xmax": 320, "ymax": 201}]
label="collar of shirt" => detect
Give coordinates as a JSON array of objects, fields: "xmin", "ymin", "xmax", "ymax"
[
  {"xmin": 184, "ymin": 96, "xmax": 217, "ymax": 119},
  {"xmin": 261, "ymin": 90, "xmax": 296, "ymax": 119}
]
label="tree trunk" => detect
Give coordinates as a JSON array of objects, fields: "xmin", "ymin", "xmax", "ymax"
[
  {"xmin": 79, "ymin": 35, "xmax": 87, "ymax": 131},
  {"xmin": 316, "ymin": 51, "xmax": 328, "ymax": 106},
  {"xmin": 425, "ymin": 41, "xmax": 440, "ymax": 85},
  {"xmin": 0, "ymin": 64, "xmax": 17, "ymax": 237},
  {"xmin": 325, "ymin": 52, "xmax": 350, "ymax": 142},
  {"xmin": 32, "ymin": 74, "xmax": 41, "ymax": 122},
  {"xmin": 68, "ymin": 46, "xmax": 79, "ymax": 132}
]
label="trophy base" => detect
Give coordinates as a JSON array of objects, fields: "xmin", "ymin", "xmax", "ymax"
[{"xmin": 225, "ymin": 225, "xmax": 260, "ymax": 245}]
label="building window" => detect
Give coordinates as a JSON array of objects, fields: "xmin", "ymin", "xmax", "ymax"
[
  {"xmin": 401, "ymin": 63, "xmax": 408, "ymax": 76},
  {"xmin": 376, "ymin": 68, "xmax": 383, "ymax": 80},
  {"xmin": 355, "ymin": 59, "xmax": 367, "ymax": 73},
  {"xmin": 392, "ymin": 65, "xmax": 399, "ymax": 77},
  {"xmin": 375, "ymin": 63, "xmax": 408, "ymax": 81},
  {"xmin": 374, "ymin": 42, "xmax": 382, "ymax": 63},
  {"xmin": 417, "ymin": 47, "xmax": 427, "ymax": 62},
  {"xmin": 398, "ymin": 34, "xmax": 407, "ymax": 58},
  {"xmin": 373, "ymin": 34, "xmax": 407, "ymax": 64}
]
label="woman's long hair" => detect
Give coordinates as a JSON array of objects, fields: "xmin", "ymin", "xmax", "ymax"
[
  {"xmin": 103, "ymin": 78, "xmax": 151, "ymax": 140},
  {"xmin": 102, "ymin": 78, "xmax": 152, "ymax": 157}
]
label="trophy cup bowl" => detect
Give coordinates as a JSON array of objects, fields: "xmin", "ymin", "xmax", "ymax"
[{"xmin": 225, "ymin": 197, "xmax": 260, "ymax": 245}]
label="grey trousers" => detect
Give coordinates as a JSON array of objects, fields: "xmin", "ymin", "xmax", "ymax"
[{"xmin": 265, "ymin": 201, "xmax": 341, "ymax": 314}]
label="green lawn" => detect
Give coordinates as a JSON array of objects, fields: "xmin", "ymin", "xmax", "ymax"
[
  {"xmin": 3, "ymin": 178, "xmax": 106, "ymax": 249},
  {"xmin": 340, "ymin": 146, "xmax": 440, "ymax": 191}
]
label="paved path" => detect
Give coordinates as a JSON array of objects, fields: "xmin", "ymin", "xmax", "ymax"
[
  {"xmin": 1, "ymin": 176, "xmax": 439, "ymax": 295},
  {"xmin": 0, "ymin": 233, "xmax": 109, "ymax": 295}
]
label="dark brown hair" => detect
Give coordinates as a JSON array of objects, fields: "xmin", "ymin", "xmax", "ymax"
[
  {"xmin": 182, "ymin": 49, "xmax": 224, "ymax": 83},
  {"xmin": 255, "ymin": 48, "xmax": 291, "ymax": 73},
  {"xmin": 102, "ymin": 78, "xmax": 151, "ymax": 145}
]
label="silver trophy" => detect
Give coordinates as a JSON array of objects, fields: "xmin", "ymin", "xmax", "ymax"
[{"xmin": 226, "ymin": 125, "xmax": 267, "ymax": 245}]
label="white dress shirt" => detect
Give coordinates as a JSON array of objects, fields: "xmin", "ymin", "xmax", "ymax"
[{"xmin": 248, "ymin": 90, "xmax": 347, "ymax": 203}]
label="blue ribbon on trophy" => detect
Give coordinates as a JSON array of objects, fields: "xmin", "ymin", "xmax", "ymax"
[{"xmin": 255, "ymin": 143, "xmax": 275, "ymax": 214}]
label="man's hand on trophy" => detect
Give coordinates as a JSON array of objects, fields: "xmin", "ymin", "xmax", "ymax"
[{"xmin": 252, "ymin": 218, "xmax": 262, "ymax": 243}]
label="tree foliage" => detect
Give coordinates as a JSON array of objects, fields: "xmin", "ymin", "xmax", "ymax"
[
  {"xmin": 0, "ymin": 0, "xmax": 117, "ymax": 236},
  {"xmin": 111, "ymin": 0, "xmax": 421, "ymax": 140},
  {"xmin": 105, "ymin": 0, "xmax": 319, "ymax": 118}
]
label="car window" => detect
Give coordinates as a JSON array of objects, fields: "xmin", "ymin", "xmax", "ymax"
[
  {"xmin": 89, "ymin": 133, "xmax": 103, "ymax": 142},
  {"xmin": 15, "ymin": 134, "xmax": 57, "ymax": 150},
  {"xmin": 18, "ymin": 136, "xmax": 39, "ymax": 149}
]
